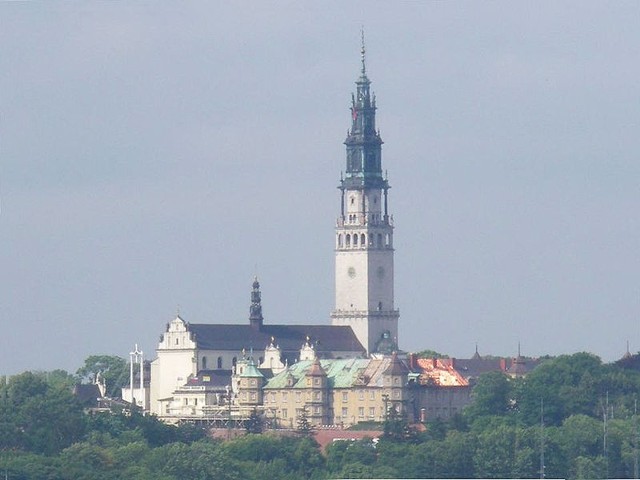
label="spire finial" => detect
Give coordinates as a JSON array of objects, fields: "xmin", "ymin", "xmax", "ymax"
[{"xmin": 360, "ymin": 27, "xmax": 366, "ymax": 76}]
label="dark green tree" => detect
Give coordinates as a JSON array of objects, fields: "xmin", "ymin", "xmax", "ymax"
[
  {"xmin": 76, "ymin": 355, "xmax": 129, "ymax": 397},
  {"xmin": 245, "ymin": 408, "xmax": 263, "ymax": 434},
  {"xmin": 296, "ymin": 405, "xmax": 312, "ymax": 435},
  {"xmin": 465, "ymin": 371, "xmax": 512, "ymax": 419}
]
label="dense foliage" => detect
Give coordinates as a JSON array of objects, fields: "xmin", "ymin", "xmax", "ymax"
[{"xmin": 3, "ymin": 352, "xmax": 640, "ymax": 479}]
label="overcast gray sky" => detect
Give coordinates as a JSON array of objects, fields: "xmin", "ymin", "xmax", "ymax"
[{"xmin": 1, "ymin": 2, "xmax": 639, "ymax": 375}]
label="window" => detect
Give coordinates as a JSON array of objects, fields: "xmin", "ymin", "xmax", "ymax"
[
  {"xmin": 394, "ymin": 390, "xmax": 400, "ymax": 399},
  {"xmin": 250, "ymin": 392, "xmax": 256, "ymax": 400},
  {"xmin": 314, "ymin": 391, "xmax": 321, "ymax": 400},
  {"xmin": 306, "ymin": 378, "xmax": 311, "ymax": 386},
  {"xmin": 201, "ymin": 356, "xmax": 207, "ymax": 369},
  {"xmin": 342, "ymin": 407, "xmax": 348, "ymax": 418},
  {"xmin": 369, "ymin": 407, "xmax": 375, "ymax": 418},
  {"xmin": 360, "ymin": 233, "xmax": 366, "ymax": 246},
  {"xmin": 358, "ymin": 407, "xmax": 365, "ymax": 418},
  {"xmin": 370, "ymin": 390, "xmax": 375, "ymax": 400},
  {"xmin": 314, "ymin": 378, "xmax": 320, "ymax": 386},
  {"xmin": 394, "ymin": 377, "xmax": 400, "ymax": 385},
  {"xmin": 282, "ymin": 408, "xmax": 288, "ymax": 419},
  {"xmin": 184, "ymin": 398, "xmax": 188, "ymax": 405},
  {"xmin": 194, "ymin": 398, "xmax": 198, "ymax": 406},
  {"xmin": 217, "ymin": 356, "xmax": 223, "ymax": 369},
  {"xmin": 282, "ymin": 392, "xmax": 288, "ymax": 402},
  {"xmin": 342, "ymin": 392, "xmax": 348, "ymax": 402},
  {"xmin": 358, "ymin": 390, "xmax": 364, "ymax": 400},
  {"xmin": 251, "ymin": 379, "xmax": 257, "ymax": 387},
  {"xmin": 295, "ymin": 392, "xmax": 301, "ymax": 403},
  {"xmin": 314, "ymin": 406, "xmax": 321, "ymax": 414}
]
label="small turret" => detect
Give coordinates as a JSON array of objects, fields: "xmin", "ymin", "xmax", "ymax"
[
  {"xmin": 249, "ymin": 277, "xmax": 263, "ymax": 329},
  {"xmin": 300, "ymin": 336, "xmax": 316, "ymax": 361},
  {"xmin": 237, "ymin": 356, "xmax": 265, "ymax": 407}
]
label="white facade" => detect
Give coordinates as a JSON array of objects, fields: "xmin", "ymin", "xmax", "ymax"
[{"xmin": 149, "ymin": 316, "xmax": 197, "ymax": 415}]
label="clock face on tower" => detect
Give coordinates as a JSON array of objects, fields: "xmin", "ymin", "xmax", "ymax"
[{"xmin": 348, "ymin": 267, "xmax": 356, "ymax": 278}]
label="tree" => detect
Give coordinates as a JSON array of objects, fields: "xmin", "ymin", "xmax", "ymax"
[
  {"xmin": 465, "ymin": 371, "xmax": 512, "ymax": 419},
  {"xmin": 77, "ymin": 355, "xmax": 129, "ymax": 397},
  {"xmin": 296, "ymin": 405, "xmax": 312, "ymax": 435},
  {"xmin": 0, "ymin": 371, "xmax": 85, "ymax": 455},
  {"xmin": 245, "ymin": 408, "xmax": 263, "ymax": 434}
]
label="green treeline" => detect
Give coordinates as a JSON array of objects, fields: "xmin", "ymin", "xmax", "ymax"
[{"xmin": 2, "ymin": 352, "xmax": 640, "ymax": 479}]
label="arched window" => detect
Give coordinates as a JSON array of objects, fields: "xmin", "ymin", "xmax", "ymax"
[
  {"xmin": 346, "ymin": 234, "xmax": 351, "ymax": 247},
  {"xmin": 369, "ymin": 234, "xmax": 374, "ymax": 246},
  {"xmin": 202, "ymin": 356, "xmax": 207, "ymax": 369},
  {"xmin": 338, "ymin": 234, "xmax": 343, "ymax": 248},
  {"xmin": 385, "ymin": 233, "xmax": 390, "ymax": 247},
  {"xmin": 360, "ymin": 233, "xmax": 366, "ymax": 246},
  {"xmin": 217, "ymin": 356, "xmax": 223, "ymax": 369},
  {"xmin": 377, "ymin": 233, "xmax": 383, "ymax": 247},
  {"xmin": 353, "ymin": 234, "xmax": 358, "ymax": 246}
]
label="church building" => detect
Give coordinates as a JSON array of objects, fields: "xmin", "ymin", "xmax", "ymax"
[{"xmin": 148, "ymin": 40, "xmax": 403, "ymax": 421}]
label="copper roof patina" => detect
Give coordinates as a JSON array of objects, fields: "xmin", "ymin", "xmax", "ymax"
[{"xmin": 263, "ymin": 357, "xmax": 395, "ymax": 390}]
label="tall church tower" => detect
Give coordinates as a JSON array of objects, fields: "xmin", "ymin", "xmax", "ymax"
[{"xmin": 331, "ymin": 37, "xmax": 399, "ymax": 355}]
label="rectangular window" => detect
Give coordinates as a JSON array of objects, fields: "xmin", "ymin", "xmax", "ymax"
[
  {"xmin": 184, "ymin": 398, "xmax": 188, "ymax": 405},
  {"xmin": 393, "ymin": 390, "xmax": 400, "ymax": 399},
  {"xmin": 295, "ymin": 392, "xmax": 301, "ymax": 403},
  {"xmin": 370, "ymin": 390, "xmax": 375, "ymax": 400},
  {"xmin": 358, "ymin": 390, "xmax": 364, "ymax": 400},
  {"xmin": 342, "ymin": 392, "xmax": 348, "ymax": 402},
  {"xmin": 282, "ymin": 408, "xmax": 288, "ymax": 419},
  {"xmin": 314, "ymin": 391, "xmax": 321, "ymax": 400},
  {"xmin": 282, "ymin": 391, "xmax": 288, "ymax": 402},
  {"xmin": 358, "ymin": 407, "xmax": 364, "ymax": 418},
  {"xmin": 342, "ymin": 407, "xmax": 348, "ymax": 418},
  {"xmin": 314, "ymin": 378, "xmax": 320, "ymax": 385},
  {"xmin": 314, "ymin": 406, "xmax": 321, "ymax": 414},
  {"xmin": 369, "ymin": 407, "xmax": 375, "ymax": 418},
  {"xmin": 194, "ymin": 398, "xmax": 198, "ymax": 406}
]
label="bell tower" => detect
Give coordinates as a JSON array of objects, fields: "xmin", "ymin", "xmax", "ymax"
[{"xmin": 330, "ymin": 35, "xmax": 399, "ymax": 355}]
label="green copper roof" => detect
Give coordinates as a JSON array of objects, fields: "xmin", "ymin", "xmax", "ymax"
[
  {"xmin": 264, "ymin": 358, "xmax": 391, "ymax": 390},
  {"xmin": 239, "ymin": 359, "xmax": 264, "ymax": 379}
]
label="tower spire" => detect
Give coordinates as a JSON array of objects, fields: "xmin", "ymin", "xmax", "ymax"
[
  {"xmin": 360, "ymin": 27, "xmax": 366, "ymax": 77},
  {"xmin": 332, "ymin": 38, "xmax": 399, "ymax": 355},
  {"xmin": 249, "ymin": 276, "xmax": 263, "ymax": 329}
]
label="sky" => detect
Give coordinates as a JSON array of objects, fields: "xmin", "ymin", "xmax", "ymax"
[{"xmin": 1, "ymin": 2, "xmax": 639, "ymax": 375}]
